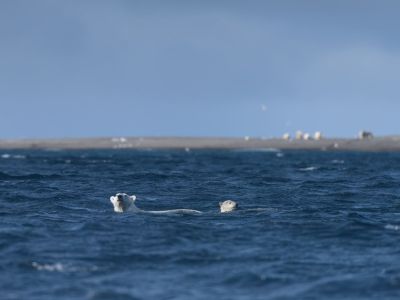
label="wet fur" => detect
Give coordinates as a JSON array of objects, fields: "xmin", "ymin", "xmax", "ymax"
[{"xmin": 219, "ymin": 200, "xmax": 238, "ymax": 213}]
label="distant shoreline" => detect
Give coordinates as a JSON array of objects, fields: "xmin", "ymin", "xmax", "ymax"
[{"xmin": 2, "ymin": 136, "xmax": 400, "ymax": 151}]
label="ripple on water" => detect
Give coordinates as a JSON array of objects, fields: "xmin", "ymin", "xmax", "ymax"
[{"xmin": 0, "ymin": 171, "xmax": 63, "ymax": 181}]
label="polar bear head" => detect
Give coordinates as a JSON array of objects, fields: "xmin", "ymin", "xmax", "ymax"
[
  {"xmin": 219, "ymin": 200, "xmax": 238, "ymax": 213},
  {"xmin": 110, "ymin": 193, "xmax": 136, "ymax": 213}
]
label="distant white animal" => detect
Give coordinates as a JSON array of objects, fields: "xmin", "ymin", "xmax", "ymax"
[
  {"xmin": 358, "ymin": 130, "xmax": 373, "ymax": 140},
  {"xmin": 219, "ymin": 200, "xmax": 239, "ymax": 213},
  {"xmin": 303, "ymin": 133, "xmax": 311, "ymax": 140},
  {"xmin": 314, "ymin": 131, "xmax": 323, "ymax": 140},
  {"xmin": 295, "ymin": 131, "xmax": 303, "ymax": 140},
  {"xmin": 110, "ymin": 193, "xmax": 202, "ymax": 215}
]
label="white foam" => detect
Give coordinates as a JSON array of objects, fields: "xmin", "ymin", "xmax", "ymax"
[
  {"xmin": 1, "ymin": 154, "xmax": 26, "ymax": 159},
  {"xmin": 299, "ymin": 166, "xmax": 317, "ymax": 171},
  {"xmin": 331, "ymin": 160, "xmax": 344, "ymax": 164},
  {"xmin": 31, "ymin": 261, "xmax": 98, "ymax": 272},
  {"xmin": 385, "ymin": 224, "xmax": 400, "ymax": 231},
  {"xmin": 32, "ymin": 262, "xmax": 64, "ymax": 272}
]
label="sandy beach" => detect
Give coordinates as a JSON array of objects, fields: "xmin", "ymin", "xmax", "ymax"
[{"xmin": 1, "ymin": 136, "xmax": 400, "ymax": 151}]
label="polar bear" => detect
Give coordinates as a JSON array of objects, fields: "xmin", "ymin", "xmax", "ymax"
[
  {"xmin": 110, "ymin": 193, "xmax": 202, "ymax": 215},
  {"xmin": 110, "ymin": 193, "xmax": 138, "ymax": 213},
  {"xmin": 219, "ymin": 200, "xmax": 238, "ymax": 213}
]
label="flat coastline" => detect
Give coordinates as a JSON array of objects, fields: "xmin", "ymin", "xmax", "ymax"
[{"xmin": 2, "ymin": 136, "xmax": 400, "ymax": 151}]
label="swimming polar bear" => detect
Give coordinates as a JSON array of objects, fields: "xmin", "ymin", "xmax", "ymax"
[
  {"xmin": 110, "ymin": 193, "xmax": 202, "ymax": 215},
  {"xmin": 219, "ymin": 200, "xmax": 239, "ymax": 213}
]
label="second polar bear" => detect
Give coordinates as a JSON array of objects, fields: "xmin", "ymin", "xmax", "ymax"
[{"xmin": 219, "ymin": 200, "xmax": 239, "ymax": 213}]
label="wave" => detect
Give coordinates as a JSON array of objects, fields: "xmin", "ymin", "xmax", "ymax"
[
  {"xmin": 31, "ymin": 261, "xmax": 99, "ymax": 273},
  {"xmin": 385, "ymin": 224, "xmax": 400, "ymax": 231},
  {"xmin": 1, "ymin": 153, "xmax": 26, "ymax": 159},
  {"xmin": 266, "ymin": 274, "xmax": 357, "ymax": 299},
  {"xmin": 0, "ymin": 171, "xmax": 62, "ymax": 180},
  {"xmin": 222, "ymin": 271, "xmax": 282, "ymax": 287},
  {"xmin": 89, "ymin": 290, "xmax": 140, "ymax": 300},
  {"xmin": 331, "ymin": 159, "xmax": 345, "ymax": 164},
  {"xmin": 32, "ymin": 261, "xmax": 65, "ymax": 272},
  {"xmin": 299, "ymin": 166, "xmax": 318, "ymax": 171}
]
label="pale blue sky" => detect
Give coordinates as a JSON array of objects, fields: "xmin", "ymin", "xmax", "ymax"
[{"xmin": 1, "ymin": 0, "xmax": 400, "ymax": 138}]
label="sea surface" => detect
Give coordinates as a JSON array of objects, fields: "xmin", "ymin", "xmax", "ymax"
[{"xmin": 1, "ymin": 149, "xmax": 400, "ymax": 300}]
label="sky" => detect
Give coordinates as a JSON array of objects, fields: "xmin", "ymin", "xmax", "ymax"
[{"xmin": 1, "ymin": 0, "xmax": 400, "ymax": 138}]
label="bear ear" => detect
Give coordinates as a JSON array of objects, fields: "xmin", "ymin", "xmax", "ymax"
[
  {"xmin": 110, "ymin": 196, "xmax": 115, "ymax": 201},
  {"xmin": 130, "ymin": 195, "xmax": 136, "ymax": 201}
]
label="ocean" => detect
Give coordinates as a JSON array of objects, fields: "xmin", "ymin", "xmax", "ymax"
[{"xmin": 1, "ymin": 149, "xmax": 400, "ymax": 299}]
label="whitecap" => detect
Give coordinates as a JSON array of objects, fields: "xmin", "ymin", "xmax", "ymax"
[
  {"xmin": 1, "ymin": 154, "xmax": 26, "ymax": 159},
  {"xmin": 331, "ymin": 160, "xmax": 344, "ymax": 164},
  {"xmin": 385, "ymin": 224, "xmax": 400, "ymax": 231},
  {"xmin": 31, "ymin": 261, "xmax": 98, "ymax": 273},
  {"xmin": 32, "ymin": 262, "xmax": 64, "ymax": 272},
  {"xmin": 299, "ymin": 166, "xmax": 317, "ymax": 171}
]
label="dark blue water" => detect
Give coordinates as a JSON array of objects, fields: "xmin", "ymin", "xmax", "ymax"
[{"xmin": 1, "ymin": 150, "xmax": 400, "ymax": 300}]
